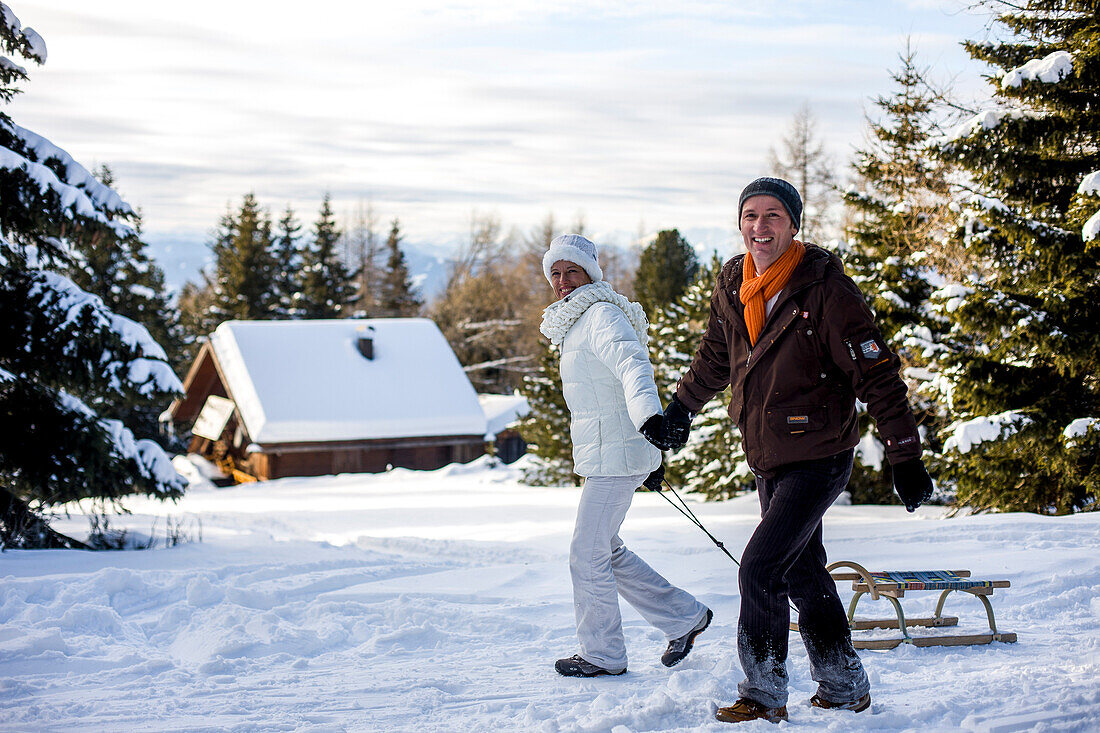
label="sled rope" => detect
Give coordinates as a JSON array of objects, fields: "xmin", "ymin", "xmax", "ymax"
[
  {"xmin": 658, "ymin": 477, "xmax": 799, "ymax": 614},
  {"xmin": 657, "ymin": 477, "xmax": 741, "ymax": 567}
]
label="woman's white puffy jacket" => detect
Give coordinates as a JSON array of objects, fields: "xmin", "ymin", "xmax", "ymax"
[{"xmin": 559, "ymin": 302, "xmax": 663, "ymax": 477}]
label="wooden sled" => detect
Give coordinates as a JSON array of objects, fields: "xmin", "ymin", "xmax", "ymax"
[{"xmin": 790, "ymin": 560, "xmax": 1018, "ymax": 650}]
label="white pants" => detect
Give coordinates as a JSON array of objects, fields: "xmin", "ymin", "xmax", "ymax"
[{"xmin": 570, "ymin": 473, "xmax": 708, "ymax": 670}]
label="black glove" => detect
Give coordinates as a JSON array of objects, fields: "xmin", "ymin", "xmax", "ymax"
[
  {"xmin": 661, "ymin": 396, "xmax": 694, "ymax": 453},
  {"xmin": 892, "ymin": 458, "xmax": 934, "ymax": 512},
  {"xmin": 642, "ymin": 463, "xmax": 665, "ymax": 491},
  {"xmin": 639, "ymin": 414, "xmax": 669, "ymax": 449}
]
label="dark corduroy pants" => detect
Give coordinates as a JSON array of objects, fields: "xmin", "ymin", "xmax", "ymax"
[{"xmin": 736, "ymin": 449, "xmax": 869, "ymax": 709}]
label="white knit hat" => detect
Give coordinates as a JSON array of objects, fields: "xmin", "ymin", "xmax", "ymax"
[{"xmin": 542, "ymin": 233, "xmax": 603, "ymax": 284}]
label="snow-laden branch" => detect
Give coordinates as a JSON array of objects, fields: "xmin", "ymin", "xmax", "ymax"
[
  {"xmin": 946, "ymin": 109, "xmax": 1023, "ymax": 142},
  {"xmin": 1079, "ymin": 171, "xmax": 1100, "ymax": 196},
  {"xmin": 462, "ymin": 355, "xmax": 534, "ymax": 373},
  {"xmin": 1063, "ymin": 417, "xmax": 1098, "ymax": 444},
  {"xmin": 1079, "ymin": 171, "xmax": 1100, "ymax": 242},
  {"xmin": 1083, "ymin": 210, "xmax": 1100, "ymax": 243},
  {"xmin": 950, "ymin": 186, "xmax": 1076, "ymax": 239},
  {"xmin": 0, "ymin": 121, "xmax": 134, "ymax": 239},
  {"xmin": 941, "ymin": 51, "xmax": 1074, "ymax": 163},
  {"xmin": 6, "ymin": 121, "xmax": 131, "ymax": 215},
  {"xmin": 0, "ymin": 147, "xmax": 134, "ymax": 240},
  {"xmin": 57, "ymin": 388, "xmax": 186, "ymax": 492},
  {"xmin": 944, "ymin": 411, "xmax": 1031, "ymax": 454},
  {"xmin": 0, "ymin": 56, "xmax": 24, "ymax": 75},
  {"xmin": 932, "ymin": 283, "xmax": 973, "ymax": 314},
  {"xmin": 2, "ymin": 4, "xmax": 47, "ymax": 63},
  {"xmin": 29, "ymin": 269, "xmax": 183, "ymax": 395},
  {"xmin": 1002, "ymin": 50, "xmax": 1073, "ymax": 89}
]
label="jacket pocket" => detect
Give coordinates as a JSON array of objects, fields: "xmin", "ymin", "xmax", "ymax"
[
  {"xmin": 766, "ymin": 404, "xmax": 828, "ymax": 435},
  {"xmin": 727, "ymin": 388, "xmax": 743, "ymax": 427}
]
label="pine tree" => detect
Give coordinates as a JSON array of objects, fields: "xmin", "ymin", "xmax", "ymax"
[
  {"xmin": 634, "ymin": 229, "xmax": 698, "ymax": 319},
  {"xmin": 209, "ymin": 194, "xmax": 278, "ymax": 322},
  {"xmin": 768, "ymin": 103, "xmax": 837, "ymax": 242},
  {"xmin": 650, "ymin": 257, "xmax": 752, "ymax": 499},
  {"xmin": 517, "ymin": 340, "xmax": 579, "ymax": 486},
  {"xmin": 299, "ymin": 194, "xmax": 357, "ymax": 319},
  {"xmin": 930, "ymin": 0, "xmax": 1099, "ymax": 514},
  {"xmin": 376, "ymin": 218, "xmax": 422, "ymax": 317},
  {"xmin": 176, "ymin": 277, "xmax": 218, "ymax": 367},
  {"xmin": 0, "ymin": 6, "xmax": 186, "ymax": 547},
  {"xmin": 294, "ymin": 193, "xmax": 354, "ymax": 316},
  {"xmin": 271, "ymin": 204, "xmax": 303, "ymax": 318},
  {"xmin": 841, "ymin": 44, "xmax": 954, "ymax": 504},
  {"xmin": 174, "ymin": 208, "xmax": 232, "ymax": 364},
  {"xmin": 61, "ymin": 166, "xmax": 185, "ymax": 435}
]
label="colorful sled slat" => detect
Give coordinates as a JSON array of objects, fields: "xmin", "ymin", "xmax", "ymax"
[
  {"xmin": 869, "ymin": 570, "xmax": 995, "ymax": 591},
  {"xmin": 790, "ymin": 560, "xmax": 1017, "ymax": 649}
]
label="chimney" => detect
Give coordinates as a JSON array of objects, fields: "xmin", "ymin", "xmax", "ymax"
[{"xmin": 356, "ymin": 325, "xmax": 376, "ymax": 360}]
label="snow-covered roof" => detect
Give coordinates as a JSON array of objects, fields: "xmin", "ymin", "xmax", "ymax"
[
  {"xmin": 478, "ymin": 393, "xmax": 530, "ymax": 440},
  {"xmin": 209, "ymin": 319, "xmax": 486, "ymax": 444}
]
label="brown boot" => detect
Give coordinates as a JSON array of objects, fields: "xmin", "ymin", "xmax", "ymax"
[
  {"xmin": 810, "ymin": 692, "xmax": 871, "ymax": 712},
  {"xmin": 715, "ymin": 698, "xmax": 789, "ymax": 723}
]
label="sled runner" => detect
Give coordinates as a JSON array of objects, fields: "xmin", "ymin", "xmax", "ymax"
[{"xmin": 790, "ymin": 560, "xmax": 1018, "ymax": 649}]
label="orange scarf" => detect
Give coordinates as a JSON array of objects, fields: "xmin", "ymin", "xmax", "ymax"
[{"xmin": 740, "ymin": 241, "xmax": 805, "ymax": 346}]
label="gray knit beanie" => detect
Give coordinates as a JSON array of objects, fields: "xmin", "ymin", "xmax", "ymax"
[{"xmin": 738, "ymin": 177, "xmax": 803, "ymax": 231}]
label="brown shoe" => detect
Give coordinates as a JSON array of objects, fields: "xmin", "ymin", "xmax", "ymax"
[
  {"xmin": 715, "ymin": 698, "xmax": 789, "ymax": 723},
  {"xmin": 810, "ymin": 692, "xmax": 871, "ymax": 712}
]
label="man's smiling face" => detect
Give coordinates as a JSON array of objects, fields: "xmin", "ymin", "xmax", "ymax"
[{"xmin": 740, "ymin": 194, "xmax": 798, "ymax": 273}]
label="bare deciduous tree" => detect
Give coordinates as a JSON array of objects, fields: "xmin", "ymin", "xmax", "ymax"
[{"xmin": 767, "ymin": 103, "xmax": 838, "ymax": 241}]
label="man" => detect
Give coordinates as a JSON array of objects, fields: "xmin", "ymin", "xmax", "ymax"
[{"xmin": 652, "ymin": 177, "xmax": 933, "ymax": 723}]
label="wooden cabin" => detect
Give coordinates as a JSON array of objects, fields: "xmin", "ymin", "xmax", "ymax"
[
  {"xmin": 167, "ymin": 319, "xmax": 488, "ymax": 482},
  {"xmin": 479, "ymin": 392, "xmax": 530, "ymax": 464}
]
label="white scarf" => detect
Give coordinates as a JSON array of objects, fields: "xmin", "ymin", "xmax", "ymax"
[{"xmin": 539, "ymin": 281, "xmax": 650, "ymax": 347}]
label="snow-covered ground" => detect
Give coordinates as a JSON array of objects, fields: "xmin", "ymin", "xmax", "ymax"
[{"xmin": 2, "ymin": 457, "xmax": 1097, "ymax": 732}]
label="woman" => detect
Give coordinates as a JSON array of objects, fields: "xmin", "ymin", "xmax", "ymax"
[{"xmin": 540, "ymin": 233, "xmax": 711, "ymax": 678}]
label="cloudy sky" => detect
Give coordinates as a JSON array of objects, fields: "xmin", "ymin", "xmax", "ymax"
[{"xmin": 11, "ymin": 0, "xmax": 996, "ymax": 258}]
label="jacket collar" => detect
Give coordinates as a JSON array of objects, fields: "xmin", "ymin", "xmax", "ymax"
[{"xmin": 724, "ymin": 242, "xmax": 837, "ymax": 294}]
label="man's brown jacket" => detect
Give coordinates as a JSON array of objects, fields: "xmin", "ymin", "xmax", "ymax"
[{"xmin": 675, "ymin": 244, "xmax": 922, "ymax": 477}]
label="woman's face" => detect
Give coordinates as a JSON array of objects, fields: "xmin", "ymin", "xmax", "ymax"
[{"xmin": 549, "ymin": 259, "xmax": 593, "ymax": 300}]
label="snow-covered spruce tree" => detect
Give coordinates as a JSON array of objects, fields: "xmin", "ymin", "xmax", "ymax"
[
  {"xmin": 208, "ymin": 193, "xmax": 278, "ymax": 323},
  {"xmin": 931, "ymin": 0, "xmax": 1099, "ymax": 514},
  {"xmin": 175, "ymin": 273, "xmax": 219, "ymax": 368},
  {"xmin": 634, "ymin": 229, "xmax": 698, "ymax": 319},
  {"xmin": 299, "ymin": 194, "xmax": 357, "ymax": 319},
  {"xmin": 376, "ymin": 218, "xmax": 422, "ymax": 317},
  {"xmin": 0, "ymin": 3, "xmax": 186, "ymax": 548},
  {"xmin": 841, "ymin": 45, "xmax": 954, "ymax": 505},
  {"xmin": 517, "ymin": 340, "xmax": 579, "ymax": 486},
  {"xmin": 62, "ymin": 166, "xmax": 185, "ymax": 434},
  {"xmin": 271, "ymin": 204, "xmax": 303, "ymax": 318},
  {"xmin": 650, "ymin": 256, "xmax": 752, "ymax": 500}
]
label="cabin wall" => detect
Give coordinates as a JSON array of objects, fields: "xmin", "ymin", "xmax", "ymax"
[
  {"xmin": 492, "ymin": 429, "xmax": 527, "ymax": 464},
  {"xmin": 242, "ymin": 436, "xmax": 485, "ymax": 480}
]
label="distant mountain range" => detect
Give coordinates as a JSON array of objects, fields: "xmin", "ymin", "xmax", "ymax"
[
  {"xmin": 144, "ymin": 231, "xmax": 458, "ymax": 300},
  {"xmin": 145, "ymin": 226, "xmax": 740, "ymax": 303}
]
